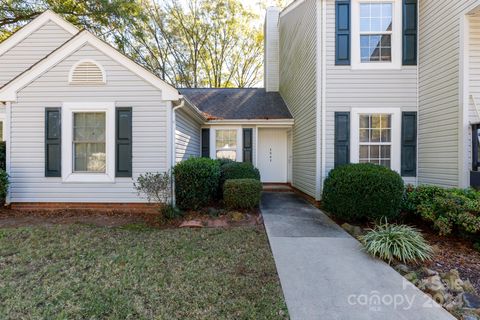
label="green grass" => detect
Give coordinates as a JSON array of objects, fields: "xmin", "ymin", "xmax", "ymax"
[{"xmin": 0, "ymin": 225, "xmax": 288, "ymax": 319}]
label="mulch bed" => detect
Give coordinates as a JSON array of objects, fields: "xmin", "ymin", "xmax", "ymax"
[
  {"xmin": 422, "ymin": 231, "xmax": 480, "ymax": 293},
  {"xmin": 0, "ymin": 207, "xmax": 261, "ymax": 229}
]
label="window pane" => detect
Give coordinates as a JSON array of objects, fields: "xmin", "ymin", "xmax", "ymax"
[
  {"xmin": 74, "ymin": 142, "xmax": 106, "ymax": 172},
  {"xmin": 73, "ymin": 112, "xmax": 106, "ymax": 173},
  {"xmin": 371, "ymin": 129, "xmax": 381, "ymax": 142},
  {"xmin": 360, "ymin": 145, "xmax": 369, "ymax": 159},
  {"xmin": 74, "ymin": 112, "xmax": 105, "ymax": 142},
  {"xmin": 216, "ymin": 150, "xmax": 236, "ymax": 161},
  {"xmin": 360, "ymin": 129, "xmax": 370, "ymax": 142},
  {"xmin": 216, "ymin": 130, "xmax": 237, "ymax": 149},
  {"xmin": 360, "ymin": 3, "xmax": 393, "ymax": 32},
  {"xmin": 360, "ymin": 115, "xmax": 370, "ymax": 128},
  {"xmin": 381, "ymin": 145, "xmax": 391, "ymax": 158},
  {"xmin": 370, "ymin": 145, "xmax": 380, "ymax": 159},
  {"xmin": 381, "ymin": 129, "xmax": 391, "ymax": 142},
  {"xmin": 358, "ymin": 114, "xmax": 392, "ymax": 169}
]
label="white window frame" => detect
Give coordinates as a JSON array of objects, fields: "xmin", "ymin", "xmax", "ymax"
[
  {"xmin": 209, "ymin": 127, "xmax": 243, "ymax": 162},
  {"xmin": 62, "ymin": 102, "xmax": 115, "ymax": 183},
  {"xmin": 351, "ymin": 0, "xmax": 402, "ymax": 70},
  {"xmin": 351, "ymin": 108, "xmax": 401, "ymax": 173}
]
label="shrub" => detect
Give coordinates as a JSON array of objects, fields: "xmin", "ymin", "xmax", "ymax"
[
  {"xmin": 220, "ymin": 162, "xmax": 261, "ymax": 186},
  {"xmin": 403, "ymin": 185, "xmax": 480, "ymax": 236},
  {"xmin": 0, "ymin": 169, "xmax": 8, "ymax": 205},
  {"xmin": 223, "ymin": 179, "xmax": 262, "ymax": 210},
  {"xmin": 217, "ymin": 158, "xmax": 235, "ymax": 167},
  {"xmin": 174, "ymin": 157, "xmax": 220, "ymax": 210},
  {"xmin": 0, "ymin": 142, "xmax": 5, "ymax": 170},
  {"xmin": 360, "ymin": 221, "xmax": 434, "ymax": 264},
  {"xmin": 134, "ymin": 171, "xmax": 181, "ymax": 220},
  {"xmin": 322, "ymin": 163, "xmax": 404, "ymax": 222}
]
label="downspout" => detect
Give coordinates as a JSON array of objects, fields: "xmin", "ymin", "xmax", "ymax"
[
  {"xmin": 171, "ymin": 99, "xmax": 185, "ymax": 206},
  {"xmin": 5, "ymin": 101, "xmax": 11, "ymax": 205}
]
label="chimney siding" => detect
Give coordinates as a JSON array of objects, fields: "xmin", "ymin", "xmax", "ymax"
[{"xmin": 264, "ymin": 7, "xmax": 280, "ymax": 92}]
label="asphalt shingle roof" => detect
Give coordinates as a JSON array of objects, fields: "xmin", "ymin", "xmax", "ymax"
[{"xmin": 178, "ymin": 88, "xmax": 293, "ymax": 120}]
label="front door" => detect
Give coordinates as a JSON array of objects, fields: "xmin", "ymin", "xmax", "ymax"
[{"xmin": 257, "ymin": 128, "xmax": 287, "ymax": 183}]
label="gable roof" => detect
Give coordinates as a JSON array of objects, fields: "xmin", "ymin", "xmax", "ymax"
[
  {"xmin": 0, "ymin": 26, "xmax": 180, "ymax": 102},
  {"xmin": 0, "ymin": 10, "xmax": 78, "ymax": 57},
  {"xmin": 178, "ymin": 88, "xmax": 293, "ymax": 120}
]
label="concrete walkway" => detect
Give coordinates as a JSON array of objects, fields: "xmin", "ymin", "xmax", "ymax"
[{"xmin": 261, "ymin": 192, "xmax": 455, "ymax": 320}]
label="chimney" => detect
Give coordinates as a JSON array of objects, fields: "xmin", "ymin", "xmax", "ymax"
[{"xmin": 264, "ymin": 7, "xmax": 280, "ymax": 92}]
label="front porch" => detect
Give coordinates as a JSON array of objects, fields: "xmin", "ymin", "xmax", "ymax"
[{"xmin": 204, "ymin": 121, "xmax": 294, "ymax": 183}]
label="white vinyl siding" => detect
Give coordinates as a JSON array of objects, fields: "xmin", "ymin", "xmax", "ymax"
[
  {"xmin": 9, "ymin": 44, "xmax": 168, "ymax": 203},
  {"xmin": 175, "ymin": 108, "xmax": 201, "ymax": 163},
  {"xmin": 279, "ymin": 0, "xmax": 318, "ymax": 198},
  {"xmin": 0, "ymin": 21, "xmax": 73, "ymax": 87},
  {"xmin": 324, "ymin": 0, "xmax": 417, "ymax": 179},
  {"xmin": 418, "ymin": 0, "xmax": 480, "ymax": 187}
]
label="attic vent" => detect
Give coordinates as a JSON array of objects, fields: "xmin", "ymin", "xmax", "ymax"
[{"xmin": 69, "ymin": 60, "xmax": 106, "ymax": 85}]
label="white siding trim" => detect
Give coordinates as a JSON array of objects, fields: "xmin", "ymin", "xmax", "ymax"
[
  {"xmin": 460, "ymin": 14, "xmax": 470, "ymax": 188},
  {"xmin": 0, "ymin": 31, "xmax": 180, "ymax": 102},
  {"xmin": 0, "ymin": 10, "xmax": 78, "ymax": 57},
  {"xmin": 61, "ymin": 102, "xmax": 115, "ymax": 183},
  {"xmin": 350, "ymin": 107, "xmax": 402, "ymax": 173},
  {"xmin": 280, "ymin": 0, "xmax": 306, "ymax": 17}
]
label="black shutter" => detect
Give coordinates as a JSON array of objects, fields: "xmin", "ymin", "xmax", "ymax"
[
  {"xmin": 401, "ymin": 112, "xmax": 417, "ymax": 177},
  {"xmin": 116, "ymin": 107, "xmax": 132, "ymax": 177},
  {"xmin": 335, "ymin": 112, "xmax": 350, "ymax": 168},
  {"xmin": 336, "ymin": 0, "xmax": 351, "ymax": 65},
  {"xmin": 243, "ymin": 128, "xmax": 253, "ymax": 163},
  {"xmin": 45, "ymin": 108, "xmax": 61, "ymax": 177},
  {"xmin": 201, "ymin": 129, "xmax": 210, "ymax": 158},
  {"xmin": 403, "ymin": 0, "xmax": 417, "ymax": 65}
]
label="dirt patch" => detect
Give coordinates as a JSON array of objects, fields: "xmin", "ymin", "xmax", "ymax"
[
  {"xmin": 424, "ymin": 232, "xmax": 480, "ymax": 293},
  {"xmin": 0, "ymin": 208, "xmax": 152, "ymax": 228},
  {"xmin": 0, "ymin": 207, "xmax": 262, "ymax": 229}
]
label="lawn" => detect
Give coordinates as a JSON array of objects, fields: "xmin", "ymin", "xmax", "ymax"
[{"xmin": 0, "ymin": 224, "xmax": 288, "ymax": 319}]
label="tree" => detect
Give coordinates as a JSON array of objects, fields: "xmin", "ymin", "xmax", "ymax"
[
  {"xmin": 0, "ymin": 0, "xmax": 265, "ymax": 88},
  {"xmin": 0, "ymin": 0, "xmax": 144, "ymax": 42}
]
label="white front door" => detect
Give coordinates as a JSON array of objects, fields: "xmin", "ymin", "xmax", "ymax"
[{"xmin": 257, "ymin": 128, "xmax": 287, "ymax": 183}]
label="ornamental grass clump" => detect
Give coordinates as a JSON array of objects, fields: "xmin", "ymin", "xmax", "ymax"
[{"xmin": 360, "ymin": 221, "xmax": 434, "ymax": 265}]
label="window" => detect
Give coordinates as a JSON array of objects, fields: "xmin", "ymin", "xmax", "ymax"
[
  {"xmin": 0, "ymin": 121, "xmax": 3, "ymax": 141},
  {"xmin": 351, "ymin": 0, "xmax": 401, "ymax": 69},
  {"xmin": 351, "ymin": 108, "xmax": 401, "ymax": 173},
  {"xmin": 359, "ymin": 114, "xmax": 392, "ymax": 168},
  {"xmin": 360, "ymin": 3, "xmax": 392, "ymax": 62},
  {"xmin": 216, "ymin": 129, "xmax": 237, "ymax": 160},
  {"xmin": 62, "ymin": 103, "xmax": 115, "ymax": 183},
  {"xmin": 73, "ymin": 112, "xmax": 106, "ymax": 172}
]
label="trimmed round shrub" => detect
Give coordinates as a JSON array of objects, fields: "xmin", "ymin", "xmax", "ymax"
[
  {"xmin": 217, "ymin": 158, "xmax": 235, "ymax": 167},
  {"xmin": 173, "ymin": 158, "xmax": 220, "ymax": 210},
  {"xmin": 223, "ymin": 179, "xmax": 262, "ymax": 210},
  {"xmin": 322, "ymin": 163, "xmax": 404, "ymax": 222},
  {"xmin": 220, "ymin": 162, "xmax": 261, "ymax": 185},
  {"xmin": 0, "ymin": 169, "xmax": 8, "ymax": 205},
  {"xmin": 360, "ymin": 222, "xmax": 434, "ymax": 264}
]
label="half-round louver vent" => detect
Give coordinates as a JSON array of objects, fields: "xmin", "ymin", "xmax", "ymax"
[{"xmin": 69, "ymin": 60, "xmax": 106, "ymax": 85}]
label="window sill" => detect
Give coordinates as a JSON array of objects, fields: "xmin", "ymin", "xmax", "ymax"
[
  {"xmin": 63, "ymin": 173, "xmax": 115, "ymax": 183},
  {"xmin": 350, "ymin": 62, "xmax": 402, "ymax": 71}
]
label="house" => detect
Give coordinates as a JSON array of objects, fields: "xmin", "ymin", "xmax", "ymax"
[
  {"xmin": 261, "ymin": 0, "xmax": 480, "ymax": 201},
  {"xmin": 0, "ymin": 11, "xmax": 293, "ymax": 207},
  {"xmin": 3, "ymin": 1, "xmax": 480, "ymax": 207},
  {"xmin": 264, "ymin": 0, "xmax": 418, "ymax": 200}
]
